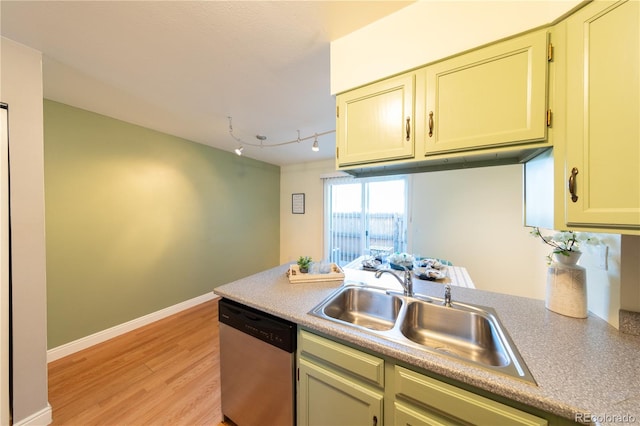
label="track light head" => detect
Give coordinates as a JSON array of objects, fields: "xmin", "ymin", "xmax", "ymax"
[{"xmin": 235, "ymin": 146, "xmax": 244, "ymax": 156}]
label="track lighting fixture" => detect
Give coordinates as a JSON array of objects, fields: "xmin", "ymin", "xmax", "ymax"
[{"xmin": 227, "ymin": 116, "xmax": 334, "ymax": 155}]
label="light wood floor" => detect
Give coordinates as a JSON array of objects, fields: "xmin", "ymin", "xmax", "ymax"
[{"xmin": 48, "ymin": 299, "xmax": 224, "ymax": 425}]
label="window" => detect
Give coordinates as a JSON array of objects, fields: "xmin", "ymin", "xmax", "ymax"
[{"xmin": 324, "ymin": 175, "xmax": 408, "ymax": 267}]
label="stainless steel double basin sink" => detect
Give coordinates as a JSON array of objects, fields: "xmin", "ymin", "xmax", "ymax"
[{"xmin": 309, "ymin": 284, "xmax": 536, "ymax": 384}]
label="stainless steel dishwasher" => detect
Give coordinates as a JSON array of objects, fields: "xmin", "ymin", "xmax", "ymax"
[{"xmin": 219, "ymin": 298, "xmax": 296, "ymax": 426}]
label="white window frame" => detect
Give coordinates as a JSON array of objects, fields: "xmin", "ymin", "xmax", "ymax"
[{"xmin": 323, "ymin": 174, "xmax": 409, "ymax": 266}]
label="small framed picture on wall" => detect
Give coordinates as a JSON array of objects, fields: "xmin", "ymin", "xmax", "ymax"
[{"xmin": 292, "ymin": 193, "xmax": 305, "ymax": 214}]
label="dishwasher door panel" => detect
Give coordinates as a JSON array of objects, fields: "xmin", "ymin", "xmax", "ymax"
[{"xmin": 220, "ymin": 323, "xmax": 295, "ymax": 426}]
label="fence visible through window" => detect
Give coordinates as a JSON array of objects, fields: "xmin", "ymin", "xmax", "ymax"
[{"xmin": 324, "ymin": 176, "xmax": 407, "ymax": 267}]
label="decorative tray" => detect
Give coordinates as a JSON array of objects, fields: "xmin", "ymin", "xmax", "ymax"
[{"xmin": 287, "ymin": 263, "xmax": 345, "ymax": 284}]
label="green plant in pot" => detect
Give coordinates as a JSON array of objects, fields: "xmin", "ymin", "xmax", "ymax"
[{"xmin": 297, "ymin": 256, "xmax": 312, "ymax": 273}]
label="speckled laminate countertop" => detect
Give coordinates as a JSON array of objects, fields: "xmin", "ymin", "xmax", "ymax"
[{"xmin": 213, "ymin": 264, "xmax": 640, "ymax": 425}]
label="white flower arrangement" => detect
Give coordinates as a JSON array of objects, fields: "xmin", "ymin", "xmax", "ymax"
[{"xmin": 530, "ymin": 227, "xmax": 601, "ymax": 264}]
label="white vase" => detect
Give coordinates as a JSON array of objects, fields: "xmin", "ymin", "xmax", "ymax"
[{"xmin": 545, "ymin": 251, "xmax": 587, "ymax": 318}]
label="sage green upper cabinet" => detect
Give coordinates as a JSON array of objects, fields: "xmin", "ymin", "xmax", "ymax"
[
  {"xmin": 336, "ymin": 71, "xmax": 416, "ymax": 167},
  {"xmin": 424, "ymin": 29, "xmax": 549, "ymax": 155},
  {"xmin": 564, "ymin": 0, "xmax": 640, "ymax": 230}
]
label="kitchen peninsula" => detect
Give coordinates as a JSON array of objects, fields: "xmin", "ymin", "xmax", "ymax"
[{"xmin": 214, "ymin": 264, "xmax": 640, "ymax": 425}]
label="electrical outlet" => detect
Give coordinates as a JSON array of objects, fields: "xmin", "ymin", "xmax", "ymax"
[
  {"xmin": 579, "ymin": 244, "xmax": 608, "ymax": 271},
  {"xmin": 598, "ymin": 244, "xmax": 609, "ymax": 271}
]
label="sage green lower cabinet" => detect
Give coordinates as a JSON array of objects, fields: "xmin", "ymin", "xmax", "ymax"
[
  {"xmin": 298, "ymin": 358, "xmax": 383, "ymax": 426},
  {"xmin": 297, "ymin": 329, "xmax": 581, "ymax": 425},
  {"xmin": 297, "ymin": 329, "xmax": 384, "ymax": 426},
  {"xmin": 394, "ymin": 366, "xmax": 547, "ymax": 426}
]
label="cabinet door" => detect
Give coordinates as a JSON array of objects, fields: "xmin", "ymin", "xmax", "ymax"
[
  {"xmin": 565, "ymin": 0, "xmax": 640, "ymax": 229},
  {"xmin": 336, "ymin": 72, "xmax": 416, "ymax": 167},
  {"xmin": 298, "ymin": 358, "xmax": 383, "ymax": 426},
  {"xmin": 425, "ymin": 29, "xmax": 548, "ymax": 154}
]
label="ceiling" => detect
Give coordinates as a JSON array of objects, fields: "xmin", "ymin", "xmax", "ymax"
[{"xmin": 1, "ymin": 1, "xmax": 414, "ymax": 166}]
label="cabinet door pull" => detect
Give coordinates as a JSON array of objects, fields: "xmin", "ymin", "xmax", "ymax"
[
  {"xmin": 372, "ymin": 415, "xmax": 378, "ymax": 426},
  {"xmin": 569, "ymin": 167, "xmax": 579, "ymax": 202},
  {"xmin": 428, "ymin": 111, "xmax": 434, "ymax": 137},
  {"xmin": 406, "ymin": 117, "xmax": 411, "ymax": 141}
]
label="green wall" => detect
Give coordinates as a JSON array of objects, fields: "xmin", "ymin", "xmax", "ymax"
[{"xmin": 44, "ymin": 100, "xmax": 280, "ymax": 348}]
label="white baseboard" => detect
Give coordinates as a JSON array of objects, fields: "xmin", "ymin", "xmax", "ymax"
[
  {"xmin": 13, "ymin": 403, "xmax": 52, "ymax": 426},
  {"xmin": 47, "ymin": 292, "xmax": 219, "ymax": 363}
]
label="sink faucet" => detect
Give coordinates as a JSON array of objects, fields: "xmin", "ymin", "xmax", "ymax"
[
  {"xmin": 443, "ymin": 284, "xmax": 452, "ymax": 307},
  {"xmin": 375, "ymin": 266, "xmax": 413, "ymax": 297}
]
